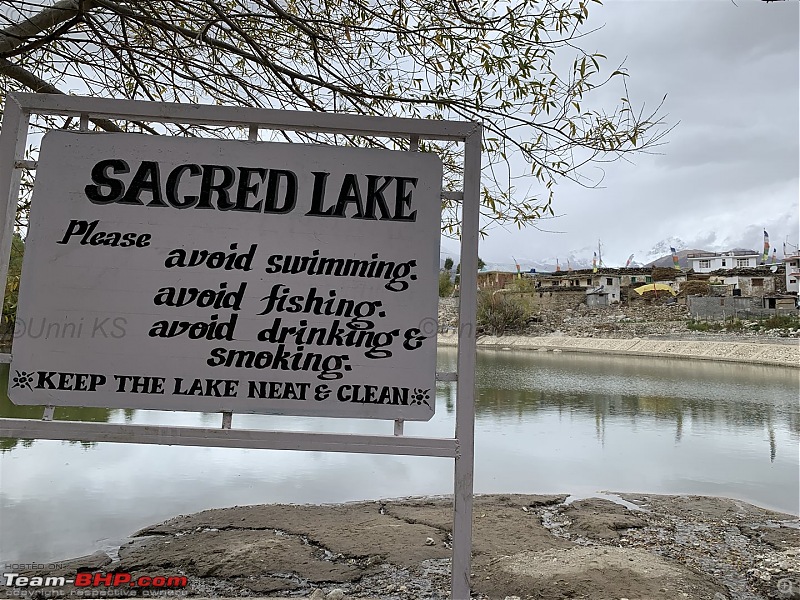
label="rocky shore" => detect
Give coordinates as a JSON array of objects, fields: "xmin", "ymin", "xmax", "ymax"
[{"xmin": 14, "ymin": 494, "xmax": 800, "ymax": 600}]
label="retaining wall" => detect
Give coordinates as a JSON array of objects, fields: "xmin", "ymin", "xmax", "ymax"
[{"xmin": 438, "ymin": 334, "xmax": 799, "ymax": 368}]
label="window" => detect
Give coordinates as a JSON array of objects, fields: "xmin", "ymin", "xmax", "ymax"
[
  {"xmin": 752, "ymin": 278, "xmax": 764, "ymax": 287},
  {"xmin": 698, "ymin": 260, "xmax": 711, "ymax": 269},
  {"xmin": 736, "ymin": 258, "xmax": 749, "ymax": 267},
  {"xmin": 790, "ymin": 279, "xmax": 797, "ymax": 284},
  {"xmin": 645, "ymin": 276, "xmax": 653, "ymax": 283},
  {"xmin": 721, "ymin": 259, "xmax": 726, "ymax": 267},
  {"xmin": 606, "ymin": 278, "xmax": 613, "ymax": 285},
  {"xmin": 631, "ymin": 276, "xmax": 637, "ymax": 283}
]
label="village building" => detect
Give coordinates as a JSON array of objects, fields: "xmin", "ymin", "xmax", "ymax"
[
  {"xmin": 477, "ymin": 270, "xmax": 518, "ymax": 291},
  {"xmin": 687, "ymin": 250, "xmax": 760, "ymax": 273},
  {"xmin": 530, "ymin": 269, "xmax": 623, "ymax": 305},
  {"xmin": 593, "ymin": 274, "xmax": 622, "ymax": 304},
  {"xmin": 762, "ymin": 295, "xmax": 796, "ymax": 310},
  {"xmin": 523, "ymin": 287, "xmax": 588, "ymax": 311},
  {"xmin": 586, "ymin": 288, "xmax": 612, "ymax": 307},
  {"xmin": 622, "ymin": 272, "xmax": 654, "ymax": 286},
  {"xmin": 469, "ymin": 258, "xmax": 794, "ymax": 318},
  {"xmin": 784, "ymin": 252, "xmax": 800, "ymax": 294},
  {"xmin": 706, "ymin": 270, "xmax": 777, "ymax": 297}
]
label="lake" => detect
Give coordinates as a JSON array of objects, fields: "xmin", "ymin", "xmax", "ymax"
[{"xmin": 0, "ymin": 348, "xmax": 797, "ymax": 565}]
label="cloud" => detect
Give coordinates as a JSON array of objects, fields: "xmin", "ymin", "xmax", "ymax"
[{"xmin": 479, "ymin": 0, "xmax": 799, "ymax": 267}]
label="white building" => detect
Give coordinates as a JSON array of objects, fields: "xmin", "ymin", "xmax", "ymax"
[
  {"xmin": 687, "ymin": 251, "xmax": 760, "ymax": 273},
  {"xmin": 784, "ymin": 254, "xmax": 800, "ymax": 294},
  {"xmin": 585, "ymin": 274, "xmax": 621, "ymax": 304},
  {"xmin": 539, "ymin": 272, "xmax": 622, "ymax": 303}
]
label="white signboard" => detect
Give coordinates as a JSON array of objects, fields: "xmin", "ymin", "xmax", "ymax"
[{"xmin": 9, "ymin": 131, "xmax": 442, "ymax": 420}]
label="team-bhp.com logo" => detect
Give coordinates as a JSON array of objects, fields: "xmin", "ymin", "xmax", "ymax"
[{"xmin": 3, "ymin": 572, "xmax": 187, "ymax": 589}]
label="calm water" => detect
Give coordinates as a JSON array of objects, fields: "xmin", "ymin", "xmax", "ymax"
[{"xmin": 0, "ymin": 350, "xmax": 798, "ymax": 564}]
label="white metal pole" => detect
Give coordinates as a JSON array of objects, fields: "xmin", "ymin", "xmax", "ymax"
[
  {"xmin": 0, "ymin": 96, "xmax": 30, "ymax": 319},
  {"xmin": 451, "ymin": 124, "xmax": 481, "ymax": 600}
]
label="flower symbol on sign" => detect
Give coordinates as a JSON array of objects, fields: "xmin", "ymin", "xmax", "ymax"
[
  {"xmin": 11, "ymin": 370, "xmax": 34, "ymax": 390},
  {"xmin": 411, "ymin": 388, "xmax": 432, "ymax": 409}
]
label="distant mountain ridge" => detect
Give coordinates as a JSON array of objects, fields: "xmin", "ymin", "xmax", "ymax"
[{"xmin": 644, "ymin": 249, "xmax": 703, "ymax": 269}]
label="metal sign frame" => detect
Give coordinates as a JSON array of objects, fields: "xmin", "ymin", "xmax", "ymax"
[{"xmin": 0, "ymin": 93, "xmax": 481, "ymax": 599}]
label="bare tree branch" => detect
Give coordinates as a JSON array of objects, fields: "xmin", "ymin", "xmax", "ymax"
[
  {"xmin": 0, "ymin": 0, "xmax": 671, "ymax": 236},
  {"xmin": 0, "ymin": 57, "xmax": 122, "ymax": 132},
  {"xmin": 0, "ymin": 0, "xmax": 96, "ymax": 55}
]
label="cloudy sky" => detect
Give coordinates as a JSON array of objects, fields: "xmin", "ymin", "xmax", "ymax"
[{"xmin": 470, "ymin": 0, "xmax": 799, "ymax": 269}]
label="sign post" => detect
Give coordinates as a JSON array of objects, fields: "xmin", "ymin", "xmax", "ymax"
[
  {"xmin": 10, "ymin": 131, "xmax": 442, "ymax": 421},
  {"xmin": 0, "ymin": 93, "xmax": 480, "ymax": 599}
]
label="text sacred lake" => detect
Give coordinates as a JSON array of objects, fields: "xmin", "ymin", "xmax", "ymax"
[{"xmin": 0, "ymin": 348, "xmax": 797, "ymax": 564}]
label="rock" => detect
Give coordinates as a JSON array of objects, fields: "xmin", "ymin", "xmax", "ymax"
[
  {"xmin": 326, "ymin": 589, "xmax": 345, "ymax": 600},
  {"xmin": 309, "ymin": 590, "xmax": 325, "ymax": 600},
  {"xmin": 425, "ymin": 536, "xmax": 436, "ymax": 546}
]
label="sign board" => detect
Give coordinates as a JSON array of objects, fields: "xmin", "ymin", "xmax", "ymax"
[{"xmin": 9, "ymin": 131, "xmax": 442, "ymax": 420}]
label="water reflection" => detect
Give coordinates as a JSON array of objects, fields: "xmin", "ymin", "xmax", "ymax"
[
  {"xmin": 0, "ymin": 350, "xmax": 798, "ymax": 564},
  {"xmin": 1, "ymin": 354, "xmax": 797, "ymax": 463},
  {"xmin": 0, "ymin": 366, "xmax": 114, "ymax": 452},
  {"xmin": 436, "ymin": 349, "xmax": 798, "ymax": 462}
]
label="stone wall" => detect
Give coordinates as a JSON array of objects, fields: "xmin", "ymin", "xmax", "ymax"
[
  {"xmin": 739, "ymin": 277, "xmax": 776, "ymax": 297},
  {"xmin": 687, "ymin": 296, "xmax": 798, "ymax": 320},
  {"xmin": 438, "ymin": 334, "xmax": 800, "ymax": 368},
  {"xmin": 712, "ymin": 276, "xmax": 777, "ymax": 297},
  {"xmin": 513, "ymin": 288, "xmax": 587, "ymax": 311}
]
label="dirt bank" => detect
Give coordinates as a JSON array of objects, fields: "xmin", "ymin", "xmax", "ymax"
[
  {"xmin": 13, "ymin": 494, "xmax": 800, "ymax": 600},
  {"xmin": 437, "ymin": 298, "xmax": 800, "ymax": 342}
]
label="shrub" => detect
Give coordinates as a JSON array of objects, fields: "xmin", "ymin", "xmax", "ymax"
[
  {"xmin": 508, "ymin": 276, "xmax": 536, "ymax": 293},
  {"xmin": 686, "ymin": 319, "xmax": 722, "ymax": 332},
  {"xmin": 438, "ymin": 271, "xmax": 454, "ymax": 297},
  {"xmin": 724, "ymin": 318, "xmax": 744, "ymax": 332},
  {"xmin": 477, "ymin": 291, "xmax": 529, "ymax": 335},
  {"xmin": 756, "ymin": 314, "xmax": 800, "ymax": 331},
  {"xmin": 2, "ymin": 234, "xmax": 24, "ymax": 339}
]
